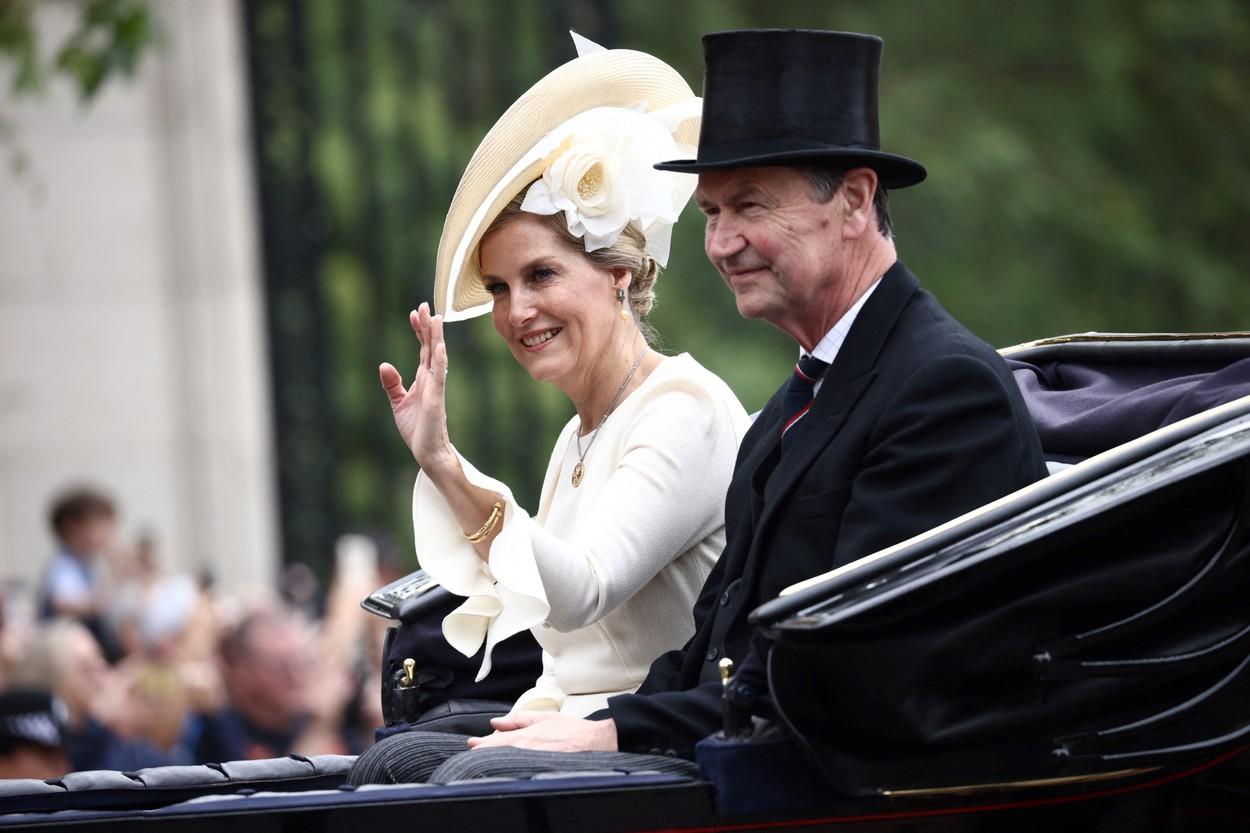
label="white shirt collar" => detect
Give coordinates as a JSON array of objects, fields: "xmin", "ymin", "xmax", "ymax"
[{"xmin": 804, "ymin": 278, "xmax": 881, "ymax": 394}]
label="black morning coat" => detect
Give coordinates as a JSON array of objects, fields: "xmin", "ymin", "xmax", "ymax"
[{"xmin": 600, "ymin": 261, "xmax": 1049, "ymax": 759}]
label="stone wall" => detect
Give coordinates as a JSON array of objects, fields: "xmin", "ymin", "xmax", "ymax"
[{"xmin": 0, "ymin": 0, "xmax": 279, "ymax": 595}]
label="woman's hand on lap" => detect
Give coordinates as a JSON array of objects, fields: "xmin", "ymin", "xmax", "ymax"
[{"xmin": 466, "ymin": 712, "xmax": 618, "ymax": 752}]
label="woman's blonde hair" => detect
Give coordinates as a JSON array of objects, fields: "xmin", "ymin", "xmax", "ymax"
[{"xmin": 483, "ymin": 191, "xmax": 662, "ymax": 331}]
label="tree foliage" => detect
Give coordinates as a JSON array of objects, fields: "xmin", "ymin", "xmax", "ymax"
[
  {"xmin": 0, "ymin": 0, "xmax": 155, "ymax": 177},
  {"xmin": 243, "ymin": 0, "xmax": 1250, "ymax": 572},
  {"xmin": 0, "ymin": 0, "xmax": 153, "ymax": 100}
]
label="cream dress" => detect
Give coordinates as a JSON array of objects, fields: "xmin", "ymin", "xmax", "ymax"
[{"xmin": 413, "ymin": 353, "xmax": 749, "ymax": 716}]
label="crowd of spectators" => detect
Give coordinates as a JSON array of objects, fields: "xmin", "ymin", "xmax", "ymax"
[{"xmin": 0, "ymin": 485, "xmax": 397, "ymax": 779}]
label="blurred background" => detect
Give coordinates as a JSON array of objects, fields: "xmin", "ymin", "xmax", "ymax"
[{"xmin": 0, "ymin": 0, "xmax": 1246, "ymax": 772}]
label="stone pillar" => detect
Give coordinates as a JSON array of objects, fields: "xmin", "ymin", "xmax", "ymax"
[{"xmin": 0, "ymin": 0, "xmax": 279, "ymax": 595}]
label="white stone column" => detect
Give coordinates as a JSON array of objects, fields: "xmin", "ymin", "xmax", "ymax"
[{"xmin": 0, "ymin": 0, "xmax": 279, "ymax": 596}]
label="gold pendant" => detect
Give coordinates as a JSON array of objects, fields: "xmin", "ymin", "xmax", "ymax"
[{"xmin": 571, "ymin": 461, "xmax": 584, "ymax": 487}]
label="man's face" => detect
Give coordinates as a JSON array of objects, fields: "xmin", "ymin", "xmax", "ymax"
[
  {"xmin": 226, "ymin": 621, "xmax": 309, "ymax": 730},
  {"xmin": 695, "ymin": 167, "xmax": 842, "ymax": 328}
]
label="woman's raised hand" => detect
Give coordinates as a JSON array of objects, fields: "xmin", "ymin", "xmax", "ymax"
[{"xmin": 379, "ymin": 303, "xmax": 455, "ymax": 475}]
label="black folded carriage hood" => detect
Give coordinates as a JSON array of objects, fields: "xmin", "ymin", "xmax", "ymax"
[{"xmin": 750, "ymin": 337, "xmax": 1250, "ymax": 798}]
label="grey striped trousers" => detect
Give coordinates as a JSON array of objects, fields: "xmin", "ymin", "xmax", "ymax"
[{"xmin": 347, "ymin": 731, "xmax": 700, "ymax": 785}]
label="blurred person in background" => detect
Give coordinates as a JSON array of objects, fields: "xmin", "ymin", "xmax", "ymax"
[
  {"xmin": 0, "ymin": 690, "xmax": 70, "ymax": 779},
  {"xmin": 195, "ymin": 611, "xmax": 311, "ymax": 762},
  {"xmin": 174, "ymin": 571, "xmax": 231, "ymax": 724},
  {"xmin": 1, "ymin": 581, "xmax": 41, "ymax": 695},
  {"xmin": 39, "ymin": 487, "xmax": 118, "ymax": 656},
  {"xmin": 195, "ymin": 547, "xmax": 382, "ymax": 762},
  {"xmin": 169, "ymin": 565, "xmax": 226, "ymax": 671},
  {"xmin": 9, "ymin": 619, "xmax": 184, "ymax": 771},
  {"xmin": 114, "ymin": 569, "xmax": 221, "ymax": 762},
  {"xmin": 278, "ymin": 562, "xmax": 322, "ymax": 621},
  {"xmin": 323, "ymin": 537, "xmax": 389, "ymax": 754},
  {"xmin": 104, "ymin": 531, "xmax": 231, "ymax": 752},
  {"xmin": 126, "ymin": 661, "xmax": 197, "ymax": 763},
  {"xmin": 107, "ymin": 530, "xmax": 167, "ymax": 659},
  {"xmin": 0, "ymin": 594, "xmax": 8, "ymax": 691},
  {"xmin": 195, "ymin": 610, "xmax": 340, "ymax": 761}
]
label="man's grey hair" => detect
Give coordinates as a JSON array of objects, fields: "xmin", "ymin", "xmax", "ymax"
[{"xmin": 801, "ymin": 166, "xmax": 893, "ymax": 239}]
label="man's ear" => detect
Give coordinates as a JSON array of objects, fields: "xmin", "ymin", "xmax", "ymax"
[{"xmin": 840, "ymin": 168, "xmax": 878, "ymax": 238}]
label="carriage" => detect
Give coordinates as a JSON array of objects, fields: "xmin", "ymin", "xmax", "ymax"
[{"xmin": 2, "ymin": 333, "xmax": 1249, "ymax": 832}]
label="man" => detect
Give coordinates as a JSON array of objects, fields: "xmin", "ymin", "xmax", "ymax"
[
  {"xmin": 353, "ymin": 29, "xmax": 1046, "ymax": 783},
  {"xmin": 195, "ymin": 612, "xmax": 318, "ymax": 762}
]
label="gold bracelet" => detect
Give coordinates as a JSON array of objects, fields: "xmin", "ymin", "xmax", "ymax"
[{"xmin": 465, "ymin": 501, "xmax": 504, "ymax": 543}]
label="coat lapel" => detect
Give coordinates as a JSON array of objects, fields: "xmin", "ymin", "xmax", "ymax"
[
  {"xmin": 707, "ymin": 389, "xmax": 785, "ymax": 585},
  {"xmin": 745, "ymin": 261, "xmax": 921, "ymax": 572},
  {"xmin": 742, "ymin": 394, "xmax": 785, "ymax": 527}
]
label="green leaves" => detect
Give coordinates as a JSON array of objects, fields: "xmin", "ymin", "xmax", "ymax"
[
  {"xmin": 56, "ymin": 0, "xmax": 153, "ymax": 100},
  {"xmin": 0, "ymin": 0, "xmax": 154, "ymax": 101},
  {"xmin": 0, "ymin": 0, "xmax": 41, "ymax": 94}
]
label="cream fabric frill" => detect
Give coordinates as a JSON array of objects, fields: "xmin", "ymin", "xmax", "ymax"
[{"xmin": 412, "ymin": 457, "xmax": 548, "ymax": 681}]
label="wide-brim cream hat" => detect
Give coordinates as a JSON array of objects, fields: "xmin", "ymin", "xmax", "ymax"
[{"xmin": 433, "ymin": 38, "xmax": 701, "ymax": 322}]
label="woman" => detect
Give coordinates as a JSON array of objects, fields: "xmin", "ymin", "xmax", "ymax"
[{"xmin": 351, "ymin": 39, "xmax": 746, "ymax": 783}]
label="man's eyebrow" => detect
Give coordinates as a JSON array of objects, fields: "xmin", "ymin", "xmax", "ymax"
[
  {"xmin": 727, "ymin": 183, "xmax": 765, "ymax": 203},
  {"xmin": 696, "ymin": 182, "xmax": 764, "ymax": 208}
]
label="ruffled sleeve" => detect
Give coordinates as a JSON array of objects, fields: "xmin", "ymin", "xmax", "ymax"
[{"xmin": 413, "ymin": 454, "xmax": 551, "ymax": 681}]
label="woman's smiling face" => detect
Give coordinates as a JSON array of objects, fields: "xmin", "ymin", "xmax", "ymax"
[{"xmin": 479, "ymin": 214, "xmax": 624, "ymax": 389}]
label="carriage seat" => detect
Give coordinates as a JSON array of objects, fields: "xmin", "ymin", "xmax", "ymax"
[{"xmin": 0, "ymin": 754, "xmax": 355, "ymax": 816}]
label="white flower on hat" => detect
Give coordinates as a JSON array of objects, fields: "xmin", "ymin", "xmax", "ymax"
[
  {"xmin": 528, "ymin": 127, "xmax": 628, "ymax": 249},
  {"xmin": 520, "ymin": 102, "xmax": 699, "ymax": 267}
]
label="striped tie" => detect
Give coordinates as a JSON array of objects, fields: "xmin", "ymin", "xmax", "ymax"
[{"xmin": 780, "ymin": 354, "xmax": 829, "ymax": 454}]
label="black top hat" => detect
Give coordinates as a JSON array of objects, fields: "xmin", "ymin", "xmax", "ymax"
[{"xmin": 656, "ymin": 29, "xmax": 926, "ymax": 189}]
